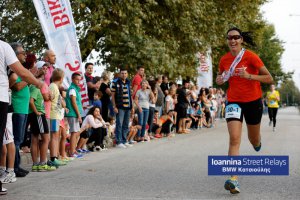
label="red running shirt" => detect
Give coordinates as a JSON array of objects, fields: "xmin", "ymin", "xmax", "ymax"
[{"xmin": 219, "ymin": 50, "xmax": 264, "ymax": 102}]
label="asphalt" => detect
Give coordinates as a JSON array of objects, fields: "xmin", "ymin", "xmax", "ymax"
[{"xmin": 3, "ymin": 106, "xmax": 300, "ymax": 200}]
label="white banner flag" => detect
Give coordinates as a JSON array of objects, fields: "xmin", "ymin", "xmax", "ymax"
[
  {"xmin": 196, "ymin": 50, "xmax": 213, "ymax": 88},
  {"xmin": 33, "ymin": 0, "xmax": 89, "ymax": 106}
]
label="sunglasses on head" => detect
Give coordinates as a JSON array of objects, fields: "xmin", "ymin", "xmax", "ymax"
[{"xmin": 226, "ymin": 35, "xmax": 242, "ymax": 40}]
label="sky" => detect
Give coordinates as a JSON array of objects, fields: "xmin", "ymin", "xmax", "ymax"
[{"xmin": 261, "ymin": 0, "xmax": 300, "ymax": 89}]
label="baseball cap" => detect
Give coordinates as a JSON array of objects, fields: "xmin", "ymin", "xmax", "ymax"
[{"xmin": 36, "ymin": 61, "xmax": 48, "ymax": 69}]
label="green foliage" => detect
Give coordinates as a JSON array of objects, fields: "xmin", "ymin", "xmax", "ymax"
[
  {"xmin": 278, "ymin": 79, "xmax": 300, "ymax": 106},
  {"xmin": 0, "ymin": 0, "xmax": 291, "ymax": 86}
]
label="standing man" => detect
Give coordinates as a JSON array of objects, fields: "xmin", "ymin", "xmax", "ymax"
[
  {"xmin": 85, "ymin": 63, "xmax": 101, "ymax": 105},
  {"xmin": 160, "ymin": 75, "xmax": 169, "ymax": 96},
  {"xmin": 0, "ymin": 39, "xmax": 45, "ymax": 195},
  {"xmin": 132, "ymin": 65, "xmax": 144, "ymax": 99},
  {"xmin": 111, "ymin": 68, "xmax": 134, "ymax": 148},
  {"xmin": 175, "ymin": 80, "xmax": 190, "ymax": 133},
  {"xmin": 9, "ymin": 43, "xmax": 31, "ymax": 177},
  {"xmin": 43, "ymin": 49, "xmax": 56, "ymax": 86}
]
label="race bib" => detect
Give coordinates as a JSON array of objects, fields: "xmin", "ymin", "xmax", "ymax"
[
  {"xmin": 225, "ymin": 104, "xmax": 242, "ymax": 119},
  {"xmin": 270, "ymin": 100, "xmax": 275, "ymax": 105}
]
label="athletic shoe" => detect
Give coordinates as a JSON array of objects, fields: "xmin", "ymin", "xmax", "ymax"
[
  {"xmin": 1, "ymin": 171, "xmax": 17, "ymax": 184},
  {"xmin": 224, "ymin": 178, "xmax": 240, "ymax": 194},
  {"xmin": 253, "ymin": 142, "xmax": 262, "ymax": 152},
  {"xmin": 154, "ymin": 134, "xmax": 162, "ymax": 138},
  {"xmin": 32, "ymin": 165, "xmax": 39, "ymax": 172},
  {"xmin": 38, "ymin": 164, "xmax": 56, "ymax": 172},
  {"xmin": 0, "ymin": 187, "xmax": 7, "ymax": 195},
  {"xmin": 76, "ymin": 149, "xmax": 84, "ymax": 153},
  {"xmin": 81, "ymin": 149, "xmax": 91, "ymax": 153},
  {"xmin": 47, "ymin": 160, "xmax": 59, "ymax": 169},
  {"xmin": 273, "ymin": 127, "xmax": 276, "ymax": 132},
  {"xmin": 116, "ymin": 144, "xmax": 127, "ymax": 149},
  {"xmin": 14, "ymin": 170, "xmax": 27, "ymax": 177},
  {"xmin": 128, "ymin": 140, "xmax": 136, "ymax": 144},
  {"xmin": 124, "ymin": 142, "xmax": 133, "ymax": 147},
  {"xmin": 70, "ymin": 153, "xmax": 83, "ymax": 158},
  {"xmin": 18, "ymin": 167, "xmax": 29, "ymax": 175},
  {"xmin": 52, "ymin": 158, "xmax": 67, "ymax": 166},
  {"xmin": 95, "ymin": 146, "xmax": 102, "ymax": 151}
]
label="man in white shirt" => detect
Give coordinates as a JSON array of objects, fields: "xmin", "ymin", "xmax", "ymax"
[{"xmin": 0, "ymin": 39, "xmax": 45, "ymax": 195}]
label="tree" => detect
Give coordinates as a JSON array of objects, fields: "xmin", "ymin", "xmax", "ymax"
[
  {"xmin": 2, "ymin": 0, "xmax": 288, "ymax": 85},
  {"xmin": 278, "ymin": 79, "xmax": 300, "ymax": 106}
]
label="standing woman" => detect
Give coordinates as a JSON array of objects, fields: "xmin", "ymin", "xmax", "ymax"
[
  {"xmin": 266, "ymin": 84, "xmax": 280, "ymax": 132},
  {"xmin": 134, "ymin": 80, "xmax": 154, "ymax": 142},
  {"xmin": 216, "ymin": 27, "xmax": 273, "ymax": 194},
  {"xmin": 99, "ymin": 71, "xmax": 112, "ymax": 121}
]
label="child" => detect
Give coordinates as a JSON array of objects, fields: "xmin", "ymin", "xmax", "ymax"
[
  {"xmin": 59, "ymin": 91, "xmax": 71, "ymax": 161},
  {"xmin": 127, "ymin": 113, "xmax": 141, "ymax": 144},
  {"xmin": 65, "ymin": 72, "xmax": 84, "ymax": 158},
  {"xmin": 93, "ymin": 90, "xmax": 103, "ymax": 109},
  {"xmin": 152, "ymin": 110, "xmax": 175, "ymax": 138},
  {"xmin": 29, "ymin": 68, "xmax": 56, "ymax": 172},
  {"xmin": 49, "ymin": 68, "xmax": 67, "ymax": 166},
  {"xmin": 103, "ymin": 116, "xmax": 115, "ymax": 148}
]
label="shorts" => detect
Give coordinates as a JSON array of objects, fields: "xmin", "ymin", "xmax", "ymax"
[
  {"xmin": 226, "ymin": 98, "xmax": 263, "ymax": 125},
  {"xmin": 28, "ymin": 113, "xmax": 49, "ymax": 135},
  {"xmin": 3, "ymin": 113, "xmax": 14, "ymax": 145},
  {"xmin": 50, "ymin": 119, "xmax": 60, "ymax": 133},
  {"xmin": 176, "ymin": 105, "xmax": 187, "ymax": 119},
  {"xmin": 67, "ymin": 117, "xmax": 80, "ymax": 133}
]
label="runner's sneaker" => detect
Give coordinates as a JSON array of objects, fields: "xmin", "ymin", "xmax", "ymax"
[
  {"xmin": 253, "ymin": 142, "xmax": 262, "ymax": 152},
  {"xmin": 273, "ymin": 127, "xmax": 276, "ymax": 132},
  {"xmin": 38, "ymin": 164, "xmax": 56, "ymax": 172},
  {"xmin": 224, "ymin": 178, "xmax": 240, "ymax": 194},
  {"xmin": 32, "ymin": 164, "xmax": 39, "ymax": 172},
  {"xmin": 1, "ymin": 171, "xmax": 17, "ymax": 184}
]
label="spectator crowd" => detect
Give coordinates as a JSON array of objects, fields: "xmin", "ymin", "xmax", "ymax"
[{"xmin": 0, "ymin": 43, "xmax": 228, "ymax": 194}]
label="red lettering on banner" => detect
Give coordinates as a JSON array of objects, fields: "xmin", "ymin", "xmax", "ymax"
[
  {"xmin": 47, "ymin": 0, "xmax": 70, "ymax": 28},
  {"xmin": 53, "ymin": 15, "xmax": 70, "ymax": 28},
  {"xmin": 65, "ymin": 60, "xmax": 80, "ymax": 71}
]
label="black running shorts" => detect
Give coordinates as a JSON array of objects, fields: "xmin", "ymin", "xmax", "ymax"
[
  {"xmin": 226, "ymin": 98, "xmax": 263, "ymax": 125},
  {"xmin": 28, "ymin": 113, "xmax": 49, "ymax": 134}
]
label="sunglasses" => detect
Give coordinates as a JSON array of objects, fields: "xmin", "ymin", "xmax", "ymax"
[{"xmin": 226, "ymin": 35, "xmax": 242, "ymax": 40}]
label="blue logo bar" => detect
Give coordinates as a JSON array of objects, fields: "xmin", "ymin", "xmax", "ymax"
[{"xmin": 208, "ymin": 156, "xmax": 289, "ymax": 176}]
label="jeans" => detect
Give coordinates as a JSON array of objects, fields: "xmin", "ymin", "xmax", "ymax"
[
  {"xmin": 147, "ymin": 107, "xmax": 156, "ymax": 133},
  {"xmin": 115, "ymin": 108, "xmax": 130, "ymax": 144},
  {"xmin": 155, "ymin": 106, "xmax": 163, "ymax": 117},
  {"xmin": 12, "ymin": 113, "xmax": 28, "ymax": 170},
  {"xmin": 138, "ymin": 108, "xmax": 149, "ymax": 138}
]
